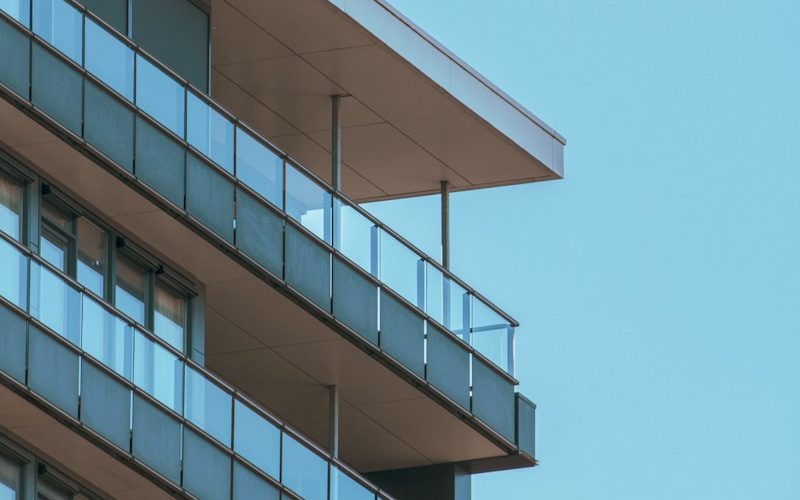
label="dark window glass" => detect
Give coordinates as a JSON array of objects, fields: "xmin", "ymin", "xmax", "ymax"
[
  {"xmin": 154, "ymin": 280, "xmax": 186, "ymax": 351},
  {"xmin": 0, "ymin": 172, "xmax": 22, "ymax": 240},
  {"xmin": 76, "ymin": 217, "xmax": 106, "ymax": 296},
  {"xmin": 115, "ymin": 253, "xmax": 147, "ymax": 325},
  {"xmin": 0, "ymin": 452, "xmax": 23, "ymax": 500},
  {"xmin": 37, "ymin": 476, "xmax": 73, "ymax": 500}
]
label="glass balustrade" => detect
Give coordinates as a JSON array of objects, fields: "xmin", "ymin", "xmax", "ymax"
[
  {"xmin": 0, "ymin": 232, "xmax": 389, "ymax": 500},
  {"xmin": 0, "ymin": 1, "xmax": 518, "ymax": 378}
]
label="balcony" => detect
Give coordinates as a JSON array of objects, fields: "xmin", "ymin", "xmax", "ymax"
[
  {"xmin": 0, "ymin": 0, "xmax": 536, "ymax": 475},
  {"xmin": 0, "ymin": 230, "xmax": 391, "ymax": 499}
]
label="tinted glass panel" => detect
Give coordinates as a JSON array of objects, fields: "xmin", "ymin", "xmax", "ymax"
[
  {"xmin": 0, "ymin": 449, "xmax": 23, "ymax": 500},
  {"xmin": 233, "ymin": 400, "xmax": 280, "ymax": 479},
  {"xmin": 0, "ymin": 0, "xmax": 30, "ymax": 25},
  {"xmin": 331, "ymin": 467, "xmax": 374, "ymax": 500},
  {"xmin": 40, "ymin": 229, "xmax": 67, "ymax": 271},
  {"xmin": 334, "ymin": 198, "xmax": 375, "ymax": 274},
  {"xmin": 133, "ymin": 329, "xmax": 183, "ymax": 413},
  {"xmin": 182, "ymin": 429, "xmax": 232, "ymax": 500},
  {"xmin": 80, "ymin": 361, "xmax": 132, "ymax": 451},
  {"xmin": 0, "ymin": 13, "xmax": 31, "ymax": 98},
  {"xmin": 32, "ymin": 0, "xmax": 82, "ymax": 64},
  {"xmin": 153, "ymin": 280, "xmax": 186, "ymax": 352},
  {"xmin": 472, "ymin": 298, "xmax": 510, "ymax": 372},
  {"xmin": 0, "ymin": 173, "xmax": 22, "ymax": 240},
  {"xmin": 0, "ymin": 238, "xmax": 27, "ymax": 309},
  {"xmin": 85, "ymin": 18, "xmax": 134, "ymax": 100},
  {"xmin": 380, "ymin": 231, "xmax": 422, "ymax": 307},
  {"xmin": 427, "ymin": 266, "xmax": 469, "ymax": 340},
  {"xmin": 132, "ymin": 394, "xmax": 182, "ymax": 484},
  {"xmin": 187, "ymin": 92, "xmax": 234, "ymax": 173},
  {"xmin": 115, "ymin": 253, "xmax": 146, "ymax": 325},
  {"xmin": 135, "ymin": 54, "xmax": 185, "ymax": 137},
  {"xmin": 76, "ymin": 217, "xmax": 106, "ymax": 296},
  {"xmin": 281, "ymin": 434, "xmax": 327, "ymax": 500},
  {"xmin": 81, "ymin": 295, "xmax": 132, "ymax": 379},
  {"xmin": 185, "ymin": 366, "xmax": 232, "ymax": 446},
  {"xmin": 236, "ymin": 128, "xmax": 282, "ymax": 207},
  {"xmin": 285, "ymin": 164, "xmax": 331, "ymax": 243},
  {"xmin": 31, "ymin": 263, "xmax": 81, "ymax": 346}
]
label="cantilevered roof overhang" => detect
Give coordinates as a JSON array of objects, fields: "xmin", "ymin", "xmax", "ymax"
[{"xmin": 211, "ymin": 0, "xmax": 565, "ymax": 202}]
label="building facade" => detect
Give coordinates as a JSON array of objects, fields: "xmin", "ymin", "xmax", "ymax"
[{"xmin": 0, "ymin": 0, "xmax": 565, "ymax": 499}]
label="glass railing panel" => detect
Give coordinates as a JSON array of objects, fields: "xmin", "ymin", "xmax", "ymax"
[
  {"xmin": 187, "ymin": 92, "xmax": 234, "ymax": 173},
  {"xmin": 0, "ymin": 237, "xmax": 27, "ymax": 310},
  {"xmin": 32, "ymin": 0, "xmax": 82, "ymax": 64},
  {"xmin": 185, "ymin": 365, "xmax": 233, "ymax": 447},
  {"xmin": 235, "ymin": 128, "xmax": 283, "ymax": 208},
  {"xmin": 0, "ymin": 0, "xmax": 28, "ymax": 24},
  {"xmin": 30, "ymin": 262, "xmax": 81, "ymax": 346},
  {"xmin": 133, "ymin": 328, "xmax": 183, "ymax": 413},
  {"xmin": 379, "ymin": 231, "xmax": 422, "ymax": 307},
  {"xmin": 84, "ymin": 18, "xmax": 133, "ymax": 101},
  {"xmin": 471, "ymin": 297, "xmax": 511, "ymax": 372},
  {"xmin": 233, "ymin": 399, "xmax": 281, "ymax": 480},
  {"xmin": 81, "ymin": 295, "xmax": 133, "ymax": 379},
  {"xmin": 285, "ymin": 163, "xmax": 332, "ymax": 243},
  {"xmin": 331, "ymin": 467, "xmax": 376, "ymax": 500},
  {"xmin": 427, "ymin": 264, "xmax": 470, "ymax": 341},
  {"xmin": 334, "ymin": 197, "xmax": 376, "ymax": 275},
  {"xmin": 135, "ymin": 54, "xmax": 185, "ymax": 138},
  {"xmin": 281, "ymin": 434, "xmax": 328, "ymax": 500}
]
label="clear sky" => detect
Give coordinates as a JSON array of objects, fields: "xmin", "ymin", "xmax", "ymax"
[{"xmin": 365, "ymin": 1, "xmax": 800, "ymax": 499}]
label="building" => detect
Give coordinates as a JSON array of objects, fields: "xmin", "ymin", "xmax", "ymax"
[{"xmin": 0, "ymin": 0, "xmax": 565, "ymax": 498}]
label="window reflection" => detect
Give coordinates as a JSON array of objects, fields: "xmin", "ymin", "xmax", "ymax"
[
  {"xmin": 0, "ymin": 172, "xmax": 22, "ymax": 240},
  {"xmin": 82, "ymin": 295, "xmax": 133, "ymax": 379},
  {"xmin": 0, "ymin": 452, "xmax": 23, "ymax": 500},
  {"xmin": 85, "ymin": 18, "xmax": 134, "ymax": 100},
  {"xmin": 135, "ymin": 54, "xmax": 186, "ymax": 138},
  {"xmin": 154, "ymin": 280, "xmax": 186, "ymax": 351},
  {"xmin": 76, "ymin": 217, "xmax": 106, "ymax": 297},
  {"xmin": 32, "ymin": 0, "xmax": 83, "ymax": 64},
  {"xmin": 133, "ymin": 329, "xmax": 183, "ymax": 413},
  {"xmin": 236, "ymin": 129, "xmax": 283, "ymax": 207},
  {"xmin": 0, "ymin": 0, "xmax": 31, "ymax": 26},
  {"xmin": 115, "ymin": 253, "xmax": 147, "ymax": 325},
  {"xmin": 285, "ymin": 164, "xmax": 331, "ymax": 243}
]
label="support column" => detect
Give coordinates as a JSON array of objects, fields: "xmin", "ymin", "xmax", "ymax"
[
  {"xmin": 441, "ymin": 180, "xmax": 450, "ymax": 270},
  {"xmin": 329, "ymin": 385, "xmax": 339, "ymax": 459},
  {"xmin": 331, "ymin": 95, "xmax": 342, "ymax": 191}
]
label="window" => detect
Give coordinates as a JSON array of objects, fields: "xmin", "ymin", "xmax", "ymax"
[
  {"xmin": 0, "ymin": 452, "xmax": 23, "ymax": 500},
  {"xmin": 154, "ymin": 280, "xmax": 187, "ymax": 351},
  {"xmin": 114, "ymin": 252, "xmax": 147, "ymax": 325},
  {"xmin": 37, "ymin": 476, "xmax": 73, "ymax": 500},
  {"xmin": 0, "ymin": 171, "xmax": 22, "ymax": 241},
  {"xmin": 38, "ymin": 188, "xmax": 194, "ymax": 353}
]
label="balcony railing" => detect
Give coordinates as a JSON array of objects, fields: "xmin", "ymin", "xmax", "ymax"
[
  {"xmin": 0, "ymin": 230, "xmax": 391, "ymax": 500},
  {"xmin": 0, "ymin": 0, "xmax": 518, "ymax": 376}
]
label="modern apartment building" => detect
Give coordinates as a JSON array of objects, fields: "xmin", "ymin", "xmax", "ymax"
[{"xmin": 0, "ymin": 0, "xmax": 565, "ymax": 498}]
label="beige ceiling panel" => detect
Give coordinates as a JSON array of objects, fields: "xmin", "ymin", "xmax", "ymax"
[
  {"xmin": 215, "ymin": 56, "xmax": 344, "ymax": 133},
  {"xmin": 225, "ymin": 0, "xmax": 373, "ymax": 55},
  {"xmin": 272, "ymin": 338, "xmax": 424, "ymax": 406},
  {"xmin": 206, "ymin": 277, "xmax": 335, "ymax": 347},
  {"xmin": 308, "ymin": 123, "xmax": 466, "ymax": 196},
  {"xmin": 303, "ymin": 44, "xmax": 462, "ymax": 120},
  {"xmin": 205, "ymin": 305, "xmax": 263, "ymax": 355},
  {"xmin": 211, "ymin": 0, "xmax": 292, "ymax": 65},
  {"xmin": 0, "ymin": 99, "xmax": 56, "ymax": 147},
  {"xmin": 392, "ymin": 111, "xmax": 551, "ymax": 186},
  {"xmin": 359, "ymin": 398, "xmax": 505, "ymax": 464},
  {"xmin": 206, "ymin": 348, "xmax": 329, "ymax": 415},
  {"xmin": 339, "ymin": 406, "xmax": 431, "ymax": 472},
  {"xmin": 112, "ymin": 210, "xmax": 250, "ymax": 284},
  {"xmin": 212, "ymin": 69, "xmax": 300, "ymax": 138}
]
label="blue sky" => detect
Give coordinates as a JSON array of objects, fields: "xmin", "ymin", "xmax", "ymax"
[{"xmin": 367, "ymin": 1, "xmax": 800, "ymax": 498}]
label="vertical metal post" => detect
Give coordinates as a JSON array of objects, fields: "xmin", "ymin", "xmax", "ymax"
[
  {"xmin": 329, "ymin": 385, "xmax": 339, "ymax": 459},
  {"xmin": 331, "ymin": 95, "xmax": 342, "ymax": 192},
  {"xmin": 440, "ymin": 180, "xmax": 450, "ymax": 270}
]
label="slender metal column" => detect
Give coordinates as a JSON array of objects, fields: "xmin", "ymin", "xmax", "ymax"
[
  {"xmin": 329, "ymin": 385, "xmax": 340, "ymax": 458},
  {"xmin": 331, "ymin": 95, "xmax": 342, "ymax": 191},
  {"xmin": 441, "ymin": 180, "xmax": 450, "ymax": 270}
]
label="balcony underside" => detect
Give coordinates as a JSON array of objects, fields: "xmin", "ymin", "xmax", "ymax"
[
  {"xmin": 0, "ymin": 94, "xmax": 531, "ymax": 473},
  {"xmin": 0, "ymin": 382, "xmax": 172, "ymax": 499},
  {"xmin": 211, "ymin": 0, "xmax": 565, "ymax": 202}
]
